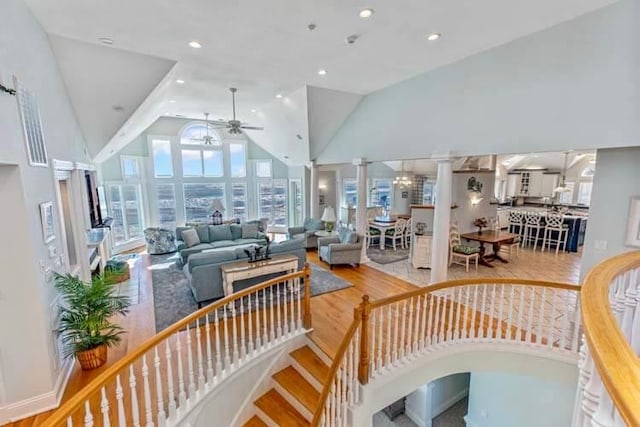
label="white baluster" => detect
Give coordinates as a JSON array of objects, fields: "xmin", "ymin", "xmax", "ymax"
[
  {"xmin": 269, "ymin": 287, "xmax": 276, "ymax": 343},
  {"xmin": 195, "ymin": 319, "xmax": 205, "ymax": 389},
  {"xmin": 446, "ymin": 290, "xmax": 455, "ymax": 341},
  {"xmin": 213, "ymin": 310, "xmax": 223, "ymax": 379},
  {"xmin": 433, "ymin": 293, "xmax": 442, "ymax": 344},
  {"xmin": 296, "ymin": 278, "xmax": 303, "ymax": 331},
  {"xmin": 348, "ymin": 333, "xmax": 355, "ymax": 405},
  {"xmin": 560, "ymin": 291, "xmax": 571, "ymax": 350},
  {"xmin": 413, "ymin": 296, "xmax": 421, "ymax": 353},
  {"xmin": 506, "ymin": 285, "xmax": 515, "ymax": 341},
  {"xmin": 526, "ymin": 286, "xmax": 535, "ymax": 344},
  {"xmin": 571, "ymin": 297, "xmax": 581, "ymax": 353},
  {"xmin": 392, "ymin": 303, "xmax": 400, "ymax": 364},
  {"xmin": 164, "ymin": 342, "xmax": 177, "ymax": 419},
  {"xmin": 547, "ymin": 289, "xmax": 557, "ymax": 348},
  {"xmin": 467, "ymin": 288, "xmax": 476, "ymax": 341},
  {"xmin": 370, "ymin": 307, "xmax": 377, "ymax": 375},
  {"xmin": 479, "ymin": 285, "xmax": 488, "ymax": 339},
  {"xmin": 385, "ymin": 305, "xmax": 392, "ymax": 367},
  {"xmin": 67, "ymin": 416, "xmax": 73, "ymax": 427},
  {"xmin": 116, "ymin": 374, "xmax": 126, "ymax": 426},
  {"xmin": 246, "ymin": 295, "xmax": 254, "ymax": 355},
  {"xmin": 621, "ymin": 269, "xmax": 637, "ymax": 342},
  {"xmin": 84, "ymin": 400, "xmax": 94, "ymax": 427},
  {"xmin": 439, "ymin": 294, "xmax": 448, "ymax": 344},
  {"xmin": 419, "ymin": 295, "xmax": 428, "ymax": 350},
  {"xmin": 239, "ymin": 299, "xmax": 247, "ymax": 360},
  {"xmin": 400, "ymin": 300, "xmax": 407, "ymax": 360},
  {"xmin": 426, "ymin": 293, "xmax": 434, "ymax": 347},
  {"xmin": 253, "ymin": 292, "xmax": 261, "ymax": 350},
  {"xmin": 496, "ymin": 285, "xmax": 505, "ymax": 341},
  {"xmin": 230, "ymin": 304, "xmax": 240, "ymax": 367},
  {"xmin": 515, "ymin": 285, "xmax": 525, "ymax": 343},
  {"xmin": 100, "ymin": 387, "xmax": 110, "ymax": 427},
  {"xmin": 185, "ymin": 325, "xmax": 196, "ymax": 397},
  {"xmin": 154, "ymin": 348, "xmax": 166, "ymax": 427},
  {"xmin": 377, "ymin": 308, "xmax": 384, "ymax": 372},
  {"xmin": 222, "ymin": 309, "xmax": 232, "ymax": 371},
  {"xmin": 462, "ymin": 286, "xmax": 471, "ymax": 340},
  {"xmin": 276, "ymin": 282, "xmax": 283, "ymax": 338},
  {"xmin": 454, "ymin": 288, "xmax": 462, "ymax": 341},
  {"xmin": 142, "ymin": 355, "xmax": 154, "ymax": 427},
  {"xmin": 537, "ymin": 288, "xmax": 546, "ymax": 346},
  {"xmin": 175, "ymin": 334, "xmax": 187, "ymax": 407},
  {"xmin": 406, "ymin": 298, "xmax": 414, "ymax": 356},
  {"xmin": 261, "ymin": 288, "xmax": 268, "ymax": 347},
  {"xmin": 204, "ymin": 314, "xmax": 214, "ymax": 383},
  {"xmin": 289, "ymin": 279, "xmax": 296, "ymax": 335},
  {"xmin": 129, "ymin": 365, "xmax": 141, "ymax": 427},
  {"xmin": 354, "ymin": 327, "xmax": 361, "ymax": 403},
  {"xmin": 487, "ymin": 285, "xmax": 496, "ymax": 340}
]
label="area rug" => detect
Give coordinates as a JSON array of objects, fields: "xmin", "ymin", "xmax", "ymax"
[
  {"xmin": 367, "ymin": 247, "xmax": 410, "ymax": 264},
  {"xmin": 150, "ymin": 253, "xmax": 353, "ymax": 332}
]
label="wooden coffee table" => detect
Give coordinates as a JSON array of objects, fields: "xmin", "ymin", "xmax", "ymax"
[
  {"xmin": 220, "ymin": 253, "xmax": 298, "ymax": 296},
  {"xmin": 460, "ymin": 230, "xmax": 519, "ymax": 268}
]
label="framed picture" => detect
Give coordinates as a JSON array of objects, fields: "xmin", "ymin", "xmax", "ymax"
[
  {"xmin": 40, "ymin": 202, "xmax": 55, "ymax": 243},
  {"xmin": 319, "ymin": 194, "xmax": 325, "ymax": 205},
  {"xmin": 401, "ymin": 191, "xmax": 409, "ymax": 199},
  {"xmin": 625, "ymin": 196, "xmax": 640, "ymax": 248}
]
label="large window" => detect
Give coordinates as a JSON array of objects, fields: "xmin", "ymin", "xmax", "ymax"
[
  {"xmin": 229, "ymin": 143, "xmax": 246, "ymax": 177},
  {"xmin": 423, "ymin": 182, "xmax": 436, "ymax": 205},
  {"xmin": 258, "ymin": 180, "xmax": 287, "ymax": 226},
  {"xmin": 152, "ymin": 139, "xmax": 173, "ymax": 178},
  {"xmin": 121, "ymin": 157, "xmax": 140, "ymax": 179},
  {"xmin": 107, "ymin": 184, "xmax": 144, "ymax": 245},
  {"xmin": 559, "ymin": 182, "xmax": 575, "ymax": 204},
  {"xmin": 343, "ymin": 179, "xmax": 357, "ymax": 207},
  {"xmin": 156, "ymin": 184, "xmax": 177, "ymax": 230},
  {"xmin": 290, "ymin": 179, "xmax": 303, "ymax": 227},
  {"xmin": 182, "ymin": 148, "xmax": 223, "ymax": 177},
  {"xmin": 183, "ymin": 183, "xmax": 225, "ymax": 223},
  {"xmin": 372, "ymin": 179, "xmax": 392, "ymax": 207},
  {"xmin": 231, "ymin": 182, "xmax": 248, "ymax": 222},
  {"xmin": 577, "ymin": 182, "xmax": 593, "ymax": 206}
]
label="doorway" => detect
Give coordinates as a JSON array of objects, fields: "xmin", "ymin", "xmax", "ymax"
[{"xmin": 57, "ymin": 179, "xmax": 78, "ymax": 272}]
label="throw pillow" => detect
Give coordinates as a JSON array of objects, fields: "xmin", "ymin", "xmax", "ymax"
[
  {"xmin": 230, "ymin": 224, "xmax": 243, "ymax": 240},
  {"xmin": 242, "ymin": 223, "xmax": 259, "ymax": 239},
  {"xmin": 195, "ymin": 225, "xmax": 210, "ymax": 243},
  {"xmin": 181, "ymin": 229, "xmax": 201, "ymax": 248},
  {"xmin": 209, "ymin": 224, "xmax": 233, "ymax": 242}
]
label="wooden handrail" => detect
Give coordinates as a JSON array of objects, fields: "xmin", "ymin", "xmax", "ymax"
[
  {"xmin": 369, "ymin": 277, "xmax": 580, "ymax": 309},
  {"xmin": 41, "ymin": 266, "xmax": 311, "ymax": 427},
  {"xmin": 582, "ymin": 251, "xmax": 640, "ymax": 427}
]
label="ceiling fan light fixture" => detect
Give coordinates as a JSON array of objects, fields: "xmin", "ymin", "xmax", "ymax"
[
  {"xmin": 427, "ymin": 33, "xmax": 441, "ymax": 41},
  {"xmin": 359, "ymin": 8, "xmax": 374, "ymax": 18},
  {"xmin": 188, "ymin": 40, "xmax": 202, "ymax": 49}
]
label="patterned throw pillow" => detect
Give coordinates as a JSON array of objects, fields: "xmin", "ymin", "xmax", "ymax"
[
  {"xmin": 453, "ymin": 244, "xmax": 480, "ymax": 255},
  {"xmin": 181, "ymin": 229, "xmax": 201, "ymax": 248}
]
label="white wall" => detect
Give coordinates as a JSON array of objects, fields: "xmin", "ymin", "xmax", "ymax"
[
  {"xmin": 466, "ymin": 371, "xmax": 576, "ymax": 427},
  {"xmin": 319, "ymin": 0, "xmax": 640, "ymax": 164},
  {"xmin": 318, "ymin": 170, "xmax": 337, "ymax": 214},
  {"xmin": 405, "ymin": 373, "xmax": 470, "ymax": 427},
  {"xmin": 0, "ymin": 0, "xmax": 89, "ymax": 417},
  {"xmin": 452, "ymin": 172, "xmax": 497, "ymax": 234},
  {"xmin": 581, "ymin": 147, "xmax": 640, "ymax": 279}
]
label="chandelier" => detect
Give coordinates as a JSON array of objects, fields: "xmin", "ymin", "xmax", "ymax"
[{"xmin": 393, "ymin": 161, "xmax": 413, "ymax": 186}]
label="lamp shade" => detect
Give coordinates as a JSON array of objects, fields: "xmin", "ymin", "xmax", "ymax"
[
  {"xmin": 210, "ymin": 198, "xmax": 225, "ymax": 212},
  {"xmin": 321, "ymin": 206, "xmax": 336, "ymax": 222}
]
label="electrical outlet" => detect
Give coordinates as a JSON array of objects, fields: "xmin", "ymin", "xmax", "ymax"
[{"xmin": 594, "ymin": 240, "xmax": 608, "ymax": 251}]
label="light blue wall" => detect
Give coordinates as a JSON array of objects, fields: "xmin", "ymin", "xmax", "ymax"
[
  {"xmin": 319, "ymin": 0, "xmax": 640, "ymax": 164},
  {"xmin": 466, "ymin": 371, "xmax": 576, "ymax": 427}
]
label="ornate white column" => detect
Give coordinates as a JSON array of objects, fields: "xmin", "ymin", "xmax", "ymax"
[
  {"xmin": 309, "ymin": 160, "xmax": 320, "ymax": 219},
  {"xmin": 430, "ymin": 158, "xmax": 453, "ymax": 283},
  {"xmin": 354, "ymin": 158, "xmax": 370, "ymax": 263}
]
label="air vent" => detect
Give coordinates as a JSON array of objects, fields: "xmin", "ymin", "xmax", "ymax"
[{"xmin": 14, "ymin": 77, "xmax": 48, "ymax": 167}]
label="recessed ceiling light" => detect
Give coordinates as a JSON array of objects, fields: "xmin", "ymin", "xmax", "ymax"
[
  {"xmin": 251, "ymin": 108, "xmax": 257, "ymax": 113},
  {"xmin": 169, "ymin": 100, "xmax": 176, "ymax": 103},
  {"xmin": 98, "ymin": 37, "xmax": 114, "ymax": 45},
  {"xmin": 359, "ymin": 8, "xmax": 374, "ymax": 18},
  {"xmin": 426, "ymin": 33, "xmax": 441, "ymax": 41},
  {"xmin": 317, "ymin": 69, "xmax": 328, "ymax": 76},
  {"xmin": 176, "ymin": 79, "xmax": 185, "ymax": 84},
  {"xmin": 188, "ymin": 40, "xmax": 202, "ymax": 49},
  {"xmin": 275, "ymin": 94, "xmax": 283, "ymax": 99}
]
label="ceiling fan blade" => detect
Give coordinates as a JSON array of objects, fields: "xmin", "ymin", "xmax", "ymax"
[{"xmin": 240, "ymin": 126, "xmax": 264, "ymax": 130}]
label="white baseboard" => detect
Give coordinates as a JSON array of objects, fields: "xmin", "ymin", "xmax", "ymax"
[
  {"xmin": 0, "ymin": 358, "xmax": 74, "ymax": 424},
  {"xmin": 405, "ymin": 407, "xmax": 428, "ymax": 427},
  {"xmin": 463, "ymin": 414, "xmax": 480, "ymax": 427},
  {"xmin": 432, "ymin": 387, "xmax": 469, "ymax": 419}
]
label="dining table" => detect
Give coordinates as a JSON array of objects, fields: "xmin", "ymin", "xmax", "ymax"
[
  {"xmin": 368, "ymin": 219, "xmax": 397, "ymax": 250},
  {"xmin": 460, "ymin": 230, "xmax": 519, "ymax": 267}
]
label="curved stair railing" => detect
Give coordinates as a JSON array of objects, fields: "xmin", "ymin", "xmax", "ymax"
[
  {"xmin": 41, "ymin": 265, "xmax": 312, "ymax": 427},
  {"xmin": 313, "ymin": 278, "xmax": 582, "ymax": 427},
  {"xmin": 575, "ymin": 251, "xmax": 640, "ymax": 427}
]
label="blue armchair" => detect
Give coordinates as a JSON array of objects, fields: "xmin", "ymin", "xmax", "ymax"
[{"xmin": 287, "ymin": 218, "xmax": 325, "ymax": 249}]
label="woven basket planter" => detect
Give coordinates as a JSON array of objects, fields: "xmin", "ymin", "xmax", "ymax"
[
  {"xmin": 76, "ymin": 344, "xmax": 108, "ymax": 370},
  {"xmin": 105, "ymin": 262, "xmax": 130, "ymax": 284}
]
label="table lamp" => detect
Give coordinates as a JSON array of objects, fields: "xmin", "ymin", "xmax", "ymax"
[
  {"xmin": 210, "ymin": 199, "xmax": 225, "ymax": 225},
  {"xmin": 321, "ymin": 206, "xmax": 337, "ymax": 232}
]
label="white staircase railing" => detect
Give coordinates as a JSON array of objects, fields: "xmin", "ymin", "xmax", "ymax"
[{"xmin": 41, "ymin": 266, "xmax": 312, "ymax": 427}]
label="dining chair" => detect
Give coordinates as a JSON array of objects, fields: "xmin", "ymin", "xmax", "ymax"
[
  {"xmin": 449, "ymin": 225, "xmax": 479, "ymax": 272},
  {"xmin": 365, "ymin": 224, "xmax": 381, "ymax": 248},
  {"xmin": 508, "ymin": 210, "xmax": 525, "ymax": 239},
  {"xmin": 541, "ymin": 212, "xmax": 569, "ymax": 254},
  {"xmin": 403, "ymin": 217, "xmax": 413, "ymax": 248},
  {"xmin": 385, "ymin": 218, "xmax": 407, "ymax": 250}
]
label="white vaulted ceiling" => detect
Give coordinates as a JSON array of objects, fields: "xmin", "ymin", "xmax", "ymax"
[{"xmin": 24, "ymin": 0, "xmax": 618, "ymax": 162}]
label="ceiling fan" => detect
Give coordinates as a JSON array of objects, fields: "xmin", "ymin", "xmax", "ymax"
[
  {"xmin": 212, "ymin": 87, "xmax": 264, "ymax": 135},
  {"xmin": 190, "ymin": 112, "xmax": 220, "ymax": 145}
]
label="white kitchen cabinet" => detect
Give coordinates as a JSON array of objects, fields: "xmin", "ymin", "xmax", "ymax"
[
  {"xmin": 528, "ymin": 171, "xmax": 544, "ymax": 197},
  {"xmin": 506, "ymin": 174, "xmax": 519, "ymax": 198},
  {"xmin": 517, "ymin": 172, "xmax": 531, "ymax": 196},
  {"xmin": 540, "ymin": 173, "xmax": 559, "ymax": 197},
  {"xmin": 411, "ymin": 234, "xmax": 432, "ymax": 269}
]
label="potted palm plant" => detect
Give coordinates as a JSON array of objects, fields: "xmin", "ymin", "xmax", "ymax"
[{"xmin": 54, "ymin": 273, "xmax": 131, "ymax": 370}]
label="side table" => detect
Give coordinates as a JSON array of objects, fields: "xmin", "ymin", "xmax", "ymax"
[{"xmin": 220, "ymin": 253, "xmax": 299, "ymax": 297}]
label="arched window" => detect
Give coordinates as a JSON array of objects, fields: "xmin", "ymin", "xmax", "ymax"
[
  {"xmin": 581, "ymin": 166, "xmax": 595, "ymax": 178},
  {"xmin": 180, "ymin": 123, "xmax": 220, "ymax": 146}
]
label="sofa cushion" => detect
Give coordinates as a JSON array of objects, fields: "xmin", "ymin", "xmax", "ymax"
[
  {"xmin": 242, "ymin": 223, "xmax": 259, "ymax": 239},
  {"xmin": 211, "ymin": 240, "xmax": 237, "ymax": 249},
  {"xmin": 181, "ymin": 243, "xmax": 214, "ymax": 259},
  {"xmin": 235, "ymin": 238, "xmax": 264, "ymax": 245},
  {"xmin": 194, "ymin": 225, "xmax": 210, "ymax": 243},
  {"xmin": 304, "ymin": 218, "xmax": 323, "ymax": 231},
  {"xmin": 230, "ymin": 224, "xmax": 243, "ymax": 240},
  {"xmin": 270, "ymin": 238, "xmax": 304, "ymax": 254},
  {"xmin": 188, "ymin": 250, "xmax": 237, "ymax": 270},
  {"xmin": 176, "ymin": 226, "xmax": 191, "ymax": 240},
  {"xmin": 181, "ymin": 229, "xmax": 201, "ymax": 247},
  {"xmin": 209, "ymin": 225, "xmax": 232, "ymax": 242},
  {"xmin": 453, "ymin": 244, "xmax": 480, "ymax": 255}
]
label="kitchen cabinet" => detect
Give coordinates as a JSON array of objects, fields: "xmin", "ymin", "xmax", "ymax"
[
  {"xmin": 515, "ymin": 171, "xmax": 558, "ymax": 197},
  {"xmin": 517, "ymin": 172, "xmax": 530, "ymax": 196},
  {"xmin": 506, "ymin": 174, "xmax": 519, "ymax": 198},
  {"xmin": 411, "ymin": 234, "xmax": 432, "ymax": 269},
  {"xmin": 527, "ymin": 171, "xmax": 543, "ymax": 197},
  {"xmin": 540, "ymin": 173, "xmax": 559, "ymax": 197}
]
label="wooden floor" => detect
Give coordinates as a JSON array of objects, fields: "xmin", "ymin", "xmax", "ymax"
[{"xmin": 7, "ymin": 247, "xmax": 581, "ymax": 426}]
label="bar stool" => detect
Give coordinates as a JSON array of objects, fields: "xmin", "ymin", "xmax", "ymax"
[
  {"xmin": 542, "ymin": 212, "xmax": 569, "ymax": 254},
  {"xmin": 521, "ymin": 211, "xmax": 544, "ymax": 251},
  {"xmin": 508, "ymin": 210, "xmax": 525, "ymax": 239}
]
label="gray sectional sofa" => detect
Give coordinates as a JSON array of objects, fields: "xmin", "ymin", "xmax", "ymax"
[
  {"xmin": 175, "ymin": 223, "xmax": 268, "ymax": 264},
  {"xmin": 184, "ymin": 238, "xmax": 307, "ymax": 307}
]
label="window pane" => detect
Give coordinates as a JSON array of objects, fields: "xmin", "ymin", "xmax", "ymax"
[
  {"xmin": 122, "ymin": 185, "xmax": 143, "ymax": 239},
  {"xmin": 122, "ymin": 158, "xmax": 139, "ymax": 179},
  {"xmin": 97, "ymin": 186, "xmax": 108, "ymax": 220},
  {"xmin": 559, "ymin": 182, "xmax": 575, "ymax": 204},
  {"xmin": 203, "ymin": 150, "xmax": 224, "ymax": 177},
  {"xmin": 231, "ymin": 182, "xmax": 247, "ymax": 222},
  {"xmin": 258, "ymin": 182, "xmax": 273, "ymax": 221},
  {"xmin": 256, "ymin": 160, "xmax": 272, "ymax": 178},
  {"xmin": 373, "ymin": 179, "xmax": 392, "ymax": 207},
  {"xmin": 182, "ymin": 149, "xmax": 203, "ymax": 177},
  {"xmin": 423, "ymin": 182, "xmax": 435, "ymax": 205},
  {"xmin": 577, "ymin": 182, "xmax": 593, "ymax": 205},
  {"xmin": 273, "ymin": 180, "xmax": 287, "ymax": 226},
  {"xmin": 180, "ymin": 124, "xmax": 219, "ymax": 145},
  {"xmin": 108, "ymin": 186, "xmax": 125, "ymax": 243},
  {"xmin": 156, "ymin": 184, "xmax": 177, "ymax": 230},
  {"xmin": 291, "ymin": 180, "xmax": 303, "ymax": 227},
  {"xmin": 184, "ymin": 183, "xmax": 225, "ymax": 223},
  {"xmin": 343, "ymin": 180, "xmax": 357, "ymax": 207},
  {"xmin": 229, "ymin": 143, "xmax": 246, "ymax": 177},
  {"xmin": 152, "ymin": 139, "xmax": 173, "ymax": 178}
]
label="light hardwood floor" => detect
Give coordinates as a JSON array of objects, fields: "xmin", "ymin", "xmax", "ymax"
[{"xmin": 7, "ymin": 246, "xmax": 581, "ymax": 426}]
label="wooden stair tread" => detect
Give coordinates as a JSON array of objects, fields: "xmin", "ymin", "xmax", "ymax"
[
  {"xmin": 290, "ymin": 346, "xmax": 330, "ymax": 384},
  {"xmin": 243, "ymin": 415, "xmax": 268, "ymax": 427},
  {"xmin": 273, "ymin": 366, "xmax": 320, "ymax": 412},
  {"xmin": 255, "ymin": 389, "xmax": 310, "ymax": 426}
]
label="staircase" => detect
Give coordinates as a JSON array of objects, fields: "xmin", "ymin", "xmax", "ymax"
[{"xmin": 243, "ymin": 345, "xmax": 330, "ymax": 426}]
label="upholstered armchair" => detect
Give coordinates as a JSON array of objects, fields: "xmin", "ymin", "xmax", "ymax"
[
  {"xmin": 318, "ymin": 230, "xmax": 363, "ymax": 269},
  {"xmin": 144, "ymin": 228, "xmax": 177, "ymax": 255},
  {"xmin": 287, "ymin": 218, "xmax": 325, "ymax": 249}
]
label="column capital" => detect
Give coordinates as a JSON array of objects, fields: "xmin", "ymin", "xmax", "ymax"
[
  {"xmin": 352, "ymin": 157, "xmax": 368, "ymax": 166},
  {"xmin": 306, "ymin": 160, "xmax": 317, "ymax": 169}
]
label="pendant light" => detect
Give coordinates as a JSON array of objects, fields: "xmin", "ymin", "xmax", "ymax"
[
  {"xmin": 553, "ymin": 152, "xmax": 571, "ymax": 193},
  {"xmin": 393, "ymin": 161, "xmax": 413, "ymax": 187}
]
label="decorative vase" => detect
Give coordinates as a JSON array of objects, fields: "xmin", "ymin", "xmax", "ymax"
[{"xmin": 76, "ymin": 344, "xmax": 108, "ymax": 370}]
